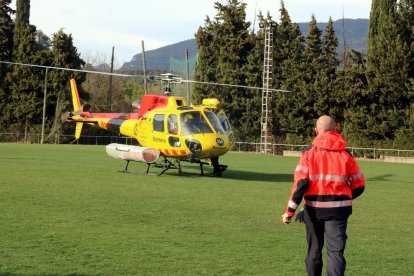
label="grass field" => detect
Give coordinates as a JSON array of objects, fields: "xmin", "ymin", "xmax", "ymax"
[{"xmin": 0, "ymin": 143, "xmax": 413, "ymax": 275}]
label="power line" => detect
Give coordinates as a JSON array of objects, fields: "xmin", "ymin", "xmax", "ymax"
[{"xmin": 0, "ymin": 60, "xmax": 144, "ymax": 78}]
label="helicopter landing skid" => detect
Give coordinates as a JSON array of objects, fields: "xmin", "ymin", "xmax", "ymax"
[
  {"xmin": 147, "ymin": 157, "xmax": 182, "ymax": 176},
  {"xmin": 119, "ymin": 160, "xmax": 152, "ymax": 174},
  {"xmin": 119, "ymin": 157, "xmax": 225, "ymax": 176},
  {"xmin": 185, "ymin": 157, "xmax": 210, "ymax": 176}
]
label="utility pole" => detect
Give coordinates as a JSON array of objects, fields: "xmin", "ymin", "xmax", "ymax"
[
  {"xmin": 41, "ymin": 66, "xmax": 49, "ymax": 144},
  {"xmin": 41, "ymin": 59, "xmax": 57, "ymax": 144},
  {"xmin": 108, "ymin": 46, "xmax": 115, "ymax": 112},
  {"xmin": 259, "ymin": 21, "xmax": 276, "ymax": 154},
  {"xmin": 141, "ymin": 40, "xmax": 148, "ymax": 94},
  {"xmin": 185, "ymin": 49, "xmax": 191, "ymax": 104}
]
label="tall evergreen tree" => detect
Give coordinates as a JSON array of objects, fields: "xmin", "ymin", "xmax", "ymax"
[
  {"xmin": 272, "ymin": 1, "xmax": 306, "ymax": 142},
  {"xmin": 5, "ymin": 0, "xmax": 42, "ymax": 132},
  {"xmin": 0, "ymin": 0, "xmax": 14, "ymax": 80},
  {"xmin": 46, "ymin": 29, "xmax": 86, "ymax": 140},
  {"xmin": 316, "ymin": 17, "xmax": 339, "ymax": 119},
  {"xmin": 194, "ymin": 0, "xmax": 255, "ymax": 140},
  {"xmin": 242, "ymin": 12, "xmax": 265, "ymax": 141},
  {"xmin": 338, "ymin": 50, "xmax": 370, "ymax": 146},
  {"xmin": 280, "ymin": 15, "xmax": 323, "ymax": 143},
  {"xmin": 194, "ymin": 16, "xmax": 219, "ymax": 101},
  {"xmin": 393, "ymin": 0, "xmax": 414, "ymax": 148},
  {"xmin": 366, "ymin": 0, "xmax": 412, "ymax": 145},
  {"xmin": 0, "ymin": 0, "xmax": 15, "ymax": 129}
]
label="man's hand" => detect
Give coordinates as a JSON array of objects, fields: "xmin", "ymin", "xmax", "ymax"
[{"xmin": 282, "ymin": 213, "xmax": 292, "ymax": 225}]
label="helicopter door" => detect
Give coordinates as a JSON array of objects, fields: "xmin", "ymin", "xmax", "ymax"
[
  {"xmin": 167, "ymin": 114, "xmax": 180, "ymax": 147},
  {"xmin": 152, "ymin": 114, "xmax": 167, "ymax": 147},
  {"xmin": 217, "ymin": 110, "xmax": 234, "ymax": 145}
]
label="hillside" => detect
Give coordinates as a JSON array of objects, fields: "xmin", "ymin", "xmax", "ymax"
[
  {"xmin": 121, "ymin": 39, "xmax": 197, "ymax": 71},
  {"xmin": 299, "ymin": 18, "xmax": 368, "ymax": 52},
  {"xmin": 121, "ymin": 18, "xmax": 368, "ymax": 71}
]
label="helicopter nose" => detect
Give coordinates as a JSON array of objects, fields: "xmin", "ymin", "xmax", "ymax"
[{"xmin": 185, "ymin": 138, "xmax": 202, "ymax": 154}]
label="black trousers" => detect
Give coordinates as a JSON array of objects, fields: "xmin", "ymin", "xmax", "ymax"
[{"xmin": 304, "ymin": 209, "xmax": 348, "ymax": 276}]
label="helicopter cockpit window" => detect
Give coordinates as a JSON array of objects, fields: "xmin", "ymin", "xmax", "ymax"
[
  {"xmin": 181, "ymin": 111, "xmax": 213, "ymax": 135},
  {"xmin": 218, "ymin": 113, "xmax": 231, "ymax": 134},
  {"xmin": 204, "ymin": 111, "xmax": 226, "ymax": 134},
  {"xmin": 167, "ymin": 114, "xmax": 178, "ymax": 135},
  {"xmin": 153, "ymin": 114, "xmax": 165, "ymax": 132}
]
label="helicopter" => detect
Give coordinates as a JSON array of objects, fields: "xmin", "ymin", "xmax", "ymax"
[{"xmin": 65, "ymin": 73, "xmax": 234, "ymax": 176}]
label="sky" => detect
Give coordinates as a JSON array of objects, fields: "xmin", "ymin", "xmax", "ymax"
[{"xmin": 10, "ymin": 0, "xmax": 372, "ymax": 68}]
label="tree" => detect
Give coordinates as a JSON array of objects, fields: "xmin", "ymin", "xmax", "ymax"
[
  {"xmin": 46, "ymin": 29, "xmax": 86, "ymax": 141},
  {"xmin": 0, "ymin": 0, "xmax": 14, "ymax": 81},
  {"xmin": 0, "ymin": 0, "xmax": 15, "ymax": 129},
  {"xmin": 338, "ymin": 50, "xmax": 370, "ymax": 146},
  {"xmin": 272, "ymin": 1, "xmax": 306, "ymax": 142},
  {"xmin": 366, "ymin": 0, "xmax": 413, "ymax": 145},
  {"xmin": 393, "ymin": 0, "xmax": 414, "ymax": 148},
  {"xmin": 278, "ymin": 15, "xmax": 323, "ymax": 143},
  {"xmin": 5, "ymin": 0, "xmax": 42, "ymax": 133},
  {"xmin": 35, "ymin": 29, "xmax": 51, "ymax": 50},
  {"xmin": 194, "ymin": 0, "xmax": 255, "ymax": 140},
  {"xmin": 316, "ymin": 17, "xmax": 339, "ymax": 119},
  {"xmin": 194, "ymin": 16, "xmax": 219, "ymax": 101}
]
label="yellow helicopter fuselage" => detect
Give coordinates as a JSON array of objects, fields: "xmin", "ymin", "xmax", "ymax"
[{"xmin": 67, "ymin": 84, "xmax": 233, "ymax": 162}]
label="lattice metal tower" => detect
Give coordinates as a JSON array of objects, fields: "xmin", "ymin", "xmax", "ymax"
[{"xmin": 260, "ymin": 22, "xmax": 274, "ymax": 154}]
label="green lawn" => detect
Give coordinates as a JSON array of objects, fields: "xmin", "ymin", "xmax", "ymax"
[{"xmin": 0, "ymin": 143, "xmax": 413, "ymax": 275}]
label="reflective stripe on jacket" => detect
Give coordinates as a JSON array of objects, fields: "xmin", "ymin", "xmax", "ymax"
[{"xmin": 285, "ymin": 131, "xmax": 365, "ymax": 220}]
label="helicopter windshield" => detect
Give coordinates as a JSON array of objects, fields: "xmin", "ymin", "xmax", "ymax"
[
  {"xmin": 204, "ymin": 111, "xmax": 226, "ymax": 134},
  {"xmin": 181, "ymin": 111, "xmax": 213, "ymax": 135}
]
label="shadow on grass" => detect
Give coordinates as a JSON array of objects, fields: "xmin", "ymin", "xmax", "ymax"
[
  {"xmin": 224, "ymin": 170, "xmax": 293, "ymax": 183},
  {"xmin": 366, "ymin": 173, "xmax": 414, "ymax": 184},
  {"xmin": 124, "ymin": 161, "xmax": 293, "ymax": 183},
  {"xmin": 366, "ymin": 174, "xmax": 395, "ymax": 182},
  {"xmin": 0, "ymin": 274, "xmax": 91, "ymax": 276},
  {"xmin": 164, "ymin": 168, "xmax": 292, "ymax": 183}
]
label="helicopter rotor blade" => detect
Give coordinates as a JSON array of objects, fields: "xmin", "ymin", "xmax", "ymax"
[
  {"xmin": 180, "ymin": 79, "xmax": 294, "ymax": 93},
  {"xmin": 0, "ymin": 61, "xmax": 294, "ymax": 93}
]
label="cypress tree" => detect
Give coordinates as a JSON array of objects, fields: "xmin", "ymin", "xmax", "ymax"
[
  {"xmin": 317, "ymin": 17, "xmax": 339, "ymax": 119},
  {"xmin": 0, "ymin": 0, "xmax": 14, "ymax": 80},
  {"xmin": 0, "ymin": 0, "xmax": 15, "ymax": 130},
  {"xmin": 274, "ymin": 1, "xmax": 304, "ymax": 88},
  {"xmin": 339, "ymin": 49, "xmax": 370, "ymax": 146},
  {"xmin": 46, "ymin": 29, "xmax": 86, "ymax": 140},
  {"xmin": 194, "ymin": 16, "xmax": 219, "ymax": 101},
  {"xmin": 366, "ymin": 0, "xmax": 412, "ymax": 145},
  {"xmin": 242, "ymin": 13, "xmax": 265, "ymax": 142},
  {"xmin": 281, "ymin": 15, "xmax": 323, "ymax": 142},
  {"xmin": 272, "ymin": 1, "xmax": 306, "ymax": 142},
  {"xmin": 5, "ymin": 0, "xmax": 42, "ymax": 132},
  {"xmin": 393, "ymin": 0, "xmax": 414, "ymax": 148},
  {"xmin": 194, "ymin": 0, "xmax": 255, "ymax": 140}
]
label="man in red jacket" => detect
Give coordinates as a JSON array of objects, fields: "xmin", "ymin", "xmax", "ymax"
[{"xmin": 282, "ymin": 115, "xmax": 365, "ymax": 276}]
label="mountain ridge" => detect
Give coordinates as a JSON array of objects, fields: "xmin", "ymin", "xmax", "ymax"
[{"xmin": 121, "ymin": 18, "xmax": 368, "ymax": 71}]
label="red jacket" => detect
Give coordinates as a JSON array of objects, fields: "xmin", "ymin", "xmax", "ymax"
[{"xmin": 285, "ymin": 131, "xmax": 365, "ymax": 220}]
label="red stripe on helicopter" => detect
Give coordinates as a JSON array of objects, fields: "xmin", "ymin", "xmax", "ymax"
[{"xmin": 158, "ymin": 149, "xmax": 187, "ymax": 156}]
